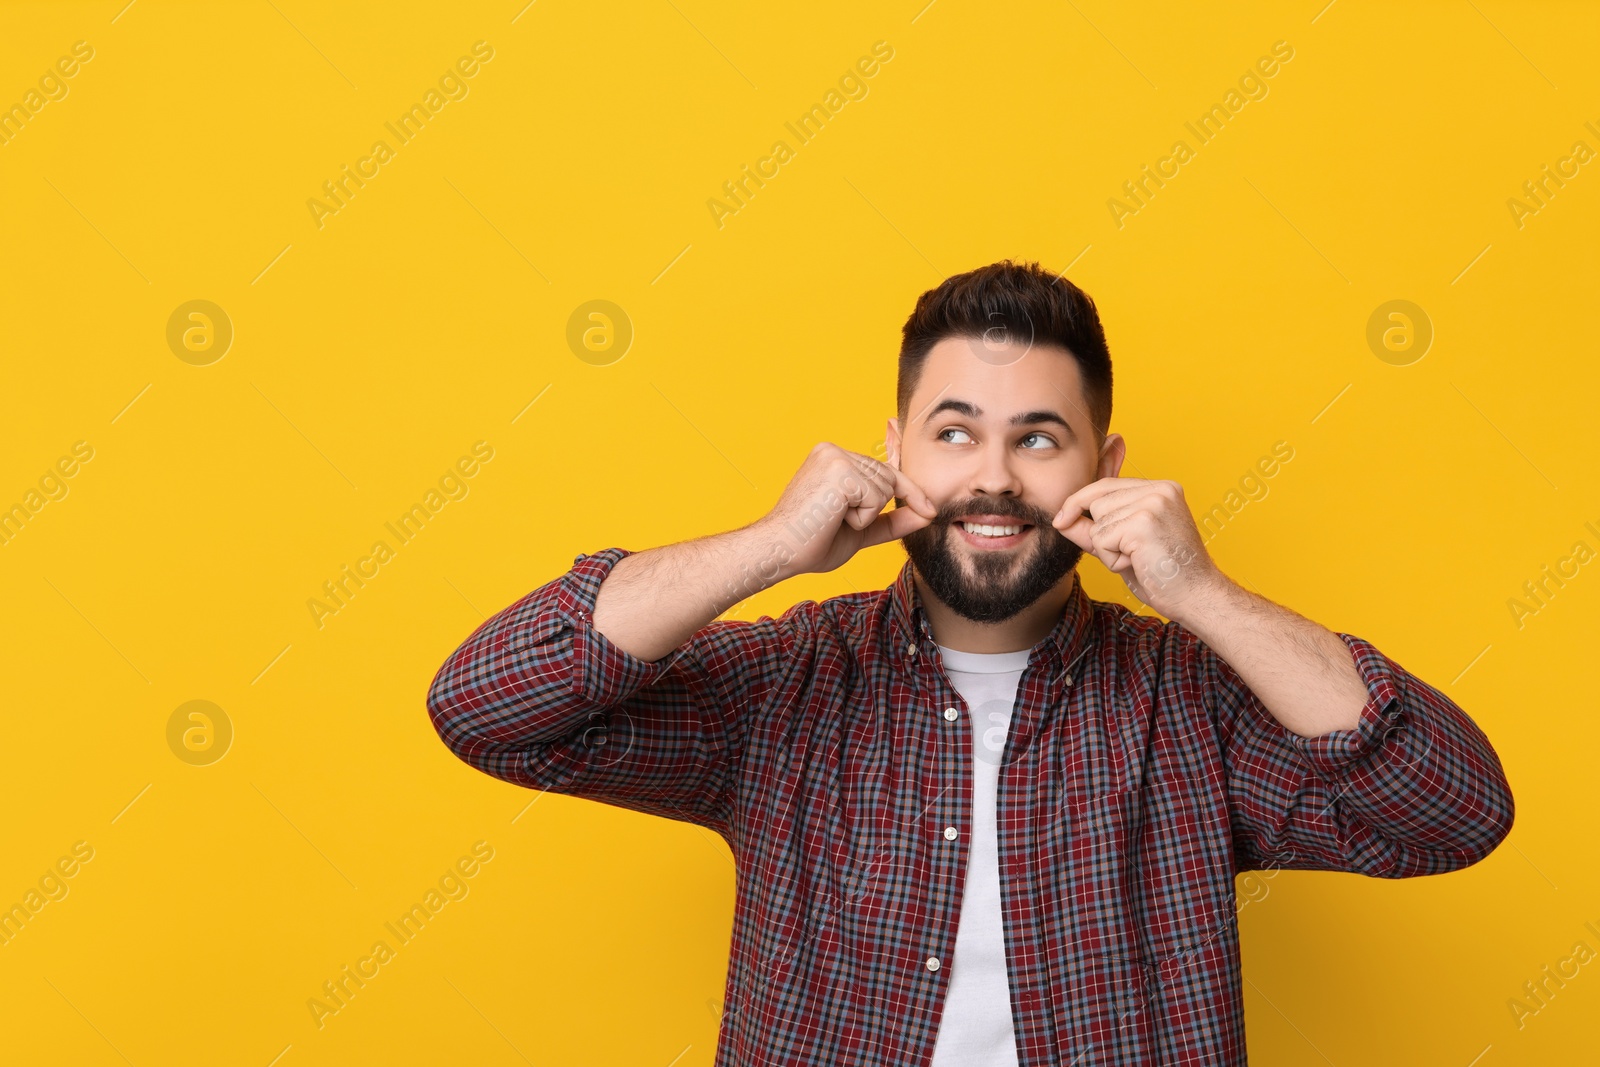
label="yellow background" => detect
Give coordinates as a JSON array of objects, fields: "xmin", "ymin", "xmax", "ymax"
[{"xmin": 1, "ymin": 0, "xmax": 1594, "ymax": 1063}]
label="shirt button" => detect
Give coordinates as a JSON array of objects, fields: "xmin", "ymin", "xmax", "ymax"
[
  {"xmin": 926, "ymin": 956, "xmax": 941, "ymax": 971},
  {"xmin": 943, "ymin": 826, "xmax": 958, "ymax": 840},
  {"xmin": 943, "ymin": 708, "xmax": 959, "ymax": 721},
  {"xmin": 906, "ymin": 643, "xmax": 917, "ymax": 658}
]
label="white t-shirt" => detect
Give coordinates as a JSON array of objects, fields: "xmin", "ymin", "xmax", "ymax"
[{"xmin": 928, "ymin": 642, "xmax": 1034, "ymax": 1067}]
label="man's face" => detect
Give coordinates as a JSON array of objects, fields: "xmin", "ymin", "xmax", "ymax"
[{"xmin": 889, "ymin": 335, "xmax": 1121, "ymax": 623}]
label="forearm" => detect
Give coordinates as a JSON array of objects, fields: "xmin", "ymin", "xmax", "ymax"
[
  {"xmin": 1175, "ymin": 576, "xmax": 1369, "ymax": 739},
  {"xmin": 592, "ymin": 522, "xmax": 791, "ymax": 663}
]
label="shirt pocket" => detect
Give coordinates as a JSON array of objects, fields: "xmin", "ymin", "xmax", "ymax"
[
  {"xmin": 1052, "ymin": 943, "xmax": 1160, "ymax": 1060},
  {"xmin": 1136, "ymin": 775, "xmax": 1234, "ymax": 963},
  {"xmin": 1041, "ymin": 780, "xmax": 1232, "ymax": 966},
  {"xmin": 1040, "ymin": 786, "xmax": 1144, "ymax": 962}
]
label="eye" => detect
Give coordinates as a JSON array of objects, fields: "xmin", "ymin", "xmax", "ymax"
[
  {"xmin": 938, "ymin": 428, "xmax": 973, "ymax": 444},
  {"xmin": 1019, "ymin": 432, "xmax": 1056, "ymax": 449}
]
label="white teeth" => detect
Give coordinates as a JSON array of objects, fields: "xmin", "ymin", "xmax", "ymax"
[{"xmin": 960, "ymin": 522, "xmax": 1023, "ymax": 537}]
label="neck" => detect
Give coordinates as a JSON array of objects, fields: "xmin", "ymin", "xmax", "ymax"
[{"xmin": 912, "ymin": 568, "xmax": 1075, "ymax": 654}]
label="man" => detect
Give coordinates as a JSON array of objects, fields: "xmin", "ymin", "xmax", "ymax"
[{"xmin": 427, "ymin": 259, "xmax": 1514, "ymax": 1065}]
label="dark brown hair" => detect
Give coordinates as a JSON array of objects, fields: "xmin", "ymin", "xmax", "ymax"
[{"xmin": 897, "ymin": 259, "xmax": 1113, "ymax": 444}]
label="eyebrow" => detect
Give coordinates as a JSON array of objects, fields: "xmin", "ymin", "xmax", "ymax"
[{"xmin": 922, "ymin": 398, "xmax": 1078, "ymax": 443}]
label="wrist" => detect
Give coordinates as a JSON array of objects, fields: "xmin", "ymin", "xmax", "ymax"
[
  {"xmin": 1169, "ymin": 567, "xmax": 1245, "ymax": 638},
  {"xmin": 721, "ymin": 521, "xmax": 803, "ymax": 602}
]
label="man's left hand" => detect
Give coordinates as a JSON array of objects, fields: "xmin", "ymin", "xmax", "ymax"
[{"xmin": 1052, "ymin": 477, "xmax": 1230, "ymax": 623}]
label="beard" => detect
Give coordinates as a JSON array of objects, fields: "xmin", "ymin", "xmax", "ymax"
[{"xmin": 899, "ymin": 496, "xmax": 1083, "ymax": 624}]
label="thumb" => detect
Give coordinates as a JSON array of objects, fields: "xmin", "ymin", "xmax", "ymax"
[
  {"xmin": 1053, "ymin": 510, "xmax": 1094, "ymax": 553},
  {"xmin": 860, "ymin": 503, "xmax": 933, "ymax": 549}
]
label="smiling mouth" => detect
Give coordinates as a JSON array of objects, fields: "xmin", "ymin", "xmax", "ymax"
[
  {"xmin": 956, "ymin": 520, "xmax": 1032, "ymax": 538},
  {"xmin": 951, "ymin": 520, "xmax": 1035, "ymax": 551}
]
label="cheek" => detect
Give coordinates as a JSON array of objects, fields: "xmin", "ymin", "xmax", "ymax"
[
  {"xmin": 1026, "ymin": 470, "xmax": 1076, "ymax": 505},
  {"xmin": 900, "ymin": 460, "xmax": 960, "ymax": 503}
]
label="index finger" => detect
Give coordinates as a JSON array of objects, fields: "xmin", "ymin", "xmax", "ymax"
[
  {"xmin": 1055, "ymin": 477, "xmax": 1148, "ymax": 522},
  {"xmin": 891, "ymin": 466, "xmax": 938, "ymax": 520}
]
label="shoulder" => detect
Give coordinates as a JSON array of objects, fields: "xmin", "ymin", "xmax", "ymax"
[
  {"xmin": 1081, "ymin": 594, "xmax": 1207, "ymax": 676},
  {"xmin": 692, "ymin": 582, "xmax": 875, "ymax": 659},
  {"xmin": 814, "ymin": 585, "xmax": 891, "ymax": 645},
  {"xmin": 744, "ymin": 585, "xmax": 895, "ymax": 662}
]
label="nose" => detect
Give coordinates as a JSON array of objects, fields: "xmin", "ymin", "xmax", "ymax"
[{"xmin": 968, "ymin": 439, "xmax": 1025, "ymax": 504}]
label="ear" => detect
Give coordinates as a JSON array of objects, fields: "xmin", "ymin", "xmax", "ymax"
[
  {"xmin": 1098, "ymin": 432, "xmax": 1126, "ymax": 480},
  {"xmin": 885, "ymin": 416, "xmax": 902, "ymax": 468}
]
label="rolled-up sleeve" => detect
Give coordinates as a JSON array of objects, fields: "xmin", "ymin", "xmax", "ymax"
[
  {"xmin": 1194, "ymin": 629, "xmax": 1515, "ymax": 878},
  {"xmin": 426, "ymin": 546, "xmax": 816, "ymax": 836}
]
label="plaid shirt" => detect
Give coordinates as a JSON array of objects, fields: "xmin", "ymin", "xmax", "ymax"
[{"xmin": 427, "ymin": 546, "xmax": 1514, "ymax": 1065}]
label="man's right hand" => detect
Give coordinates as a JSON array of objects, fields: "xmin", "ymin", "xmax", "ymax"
[
  {"xmin": 752, "ymin": 443, "xmax": 938, "ymax": 581},
  {"xmin": 587, "ymin": 444, "xmax": 937, "ymax": 663}
]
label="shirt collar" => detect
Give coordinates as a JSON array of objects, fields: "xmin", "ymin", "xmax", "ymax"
[{"xmin": 888, "ymin": 557, "xmax": 1094, "ymax": 672}]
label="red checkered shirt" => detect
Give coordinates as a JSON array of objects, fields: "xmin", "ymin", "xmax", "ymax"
[{"xmin": 427, "ymin": 546, "xmax": 1514, "ymax": 1065}]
